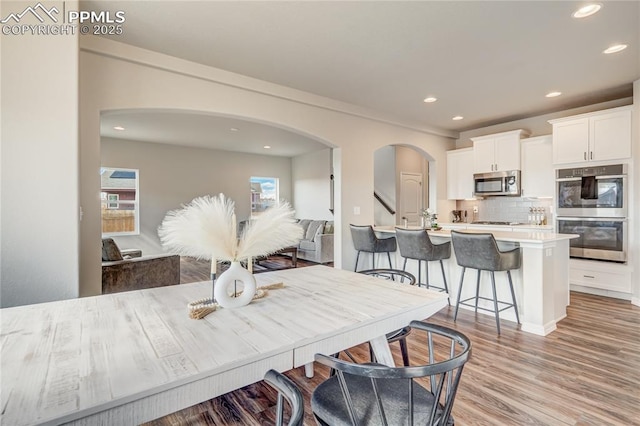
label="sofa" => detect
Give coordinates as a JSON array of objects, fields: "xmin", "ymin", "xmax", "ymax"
[
  {"xmin": 101, "ymin": 238, "xmax": 181, "ymax": 294},
  {"xmin": 291, "ymin": 219, "xmax": 334, "ymax": 264}
]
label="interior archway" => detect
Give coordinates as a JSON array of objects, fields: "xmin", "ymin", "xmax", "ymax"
[{"xmin": 373, "ymin": 144, "xmax": 436, "ymax": 227}]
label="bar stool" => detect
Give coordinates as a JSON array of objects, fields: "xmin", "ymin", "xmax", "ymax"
[
  {"xmin": 350, "ymin": 225, "xmax": 397, "ymax": 271},
  {"xmin": 395, "ymin": 228, "xmax": 451, "ymax": 297},
  {"xmin": 450, "ymin": 231, "xmax": 521, "ymax": 335}
]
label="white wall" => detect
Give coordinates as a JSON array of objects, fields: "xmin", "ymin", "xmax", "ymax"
[
  {"xmin": 632, "ymin": 79, "xmax": 640, "ymax": 307},
  {"xmin": 0, "ymin": 1, "xmax": 80, "ymax": 308},
  {"xmin": 102, "ymin": 137, "xmax": 293, "ymax": 255},
  {"xmin": 373, "ymin": 146, "xmax": 396, "ymax": 226},
  {"xmin": 291, "ymin": 148, "xmax": 333, "ymax": 220}
]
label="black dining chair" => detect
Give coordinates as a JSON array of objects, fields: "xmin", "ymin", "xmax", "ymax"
[
  {"xmin": 358, "ymin": 269, "xmax": 416, "ymax": 366},
  {"xmin": 263, "ymin": 370, "xmax": 304, "ymax": 426},
  {"xmin": 350, "ymin": 224, "xmax": 397, "ymax": 271},
  {"xmin": 312, "ymin": 321, "xmax": 472, "ymax": 426}
]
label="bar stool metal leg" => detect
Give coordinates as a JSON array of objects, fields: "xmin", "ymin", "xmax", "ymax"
[
  {"xmin": 387, "ymin": 252, "xmax": 393, "ymax": 269},
  {"xmin": 454, "ymin": 267, "xmax": 466, "ymax": 321},
  {"xmin": 475, "ymin": 270, "xmax": 481, "ymax": 313},
  {"xmin": 507, "ymin": 271, "xmax": 520, "ymax": 324},
  {"xmin": 490, "ymin": 272, "xmax": 501, "ymax": 335},
  {"xmin": 354, "ymin": 251, "xmax": 361, "ymax": 271}
]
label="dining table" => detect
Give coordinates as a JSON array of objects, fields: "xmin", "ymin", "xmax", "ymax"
[{"xmin": 1, "ymin": 265, "xmax": 448, "ymax": 425}]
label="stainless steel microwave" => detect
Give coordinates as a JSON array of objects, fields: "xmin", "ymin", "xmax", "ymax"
[{"xmin": 473, "ymin": 170, "xmax": 521, "ymax": 197}]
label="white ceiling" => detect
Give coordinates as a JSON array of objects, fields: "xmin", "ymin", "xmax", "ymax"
[{"xmin": 91, "ymin": 0, "xmax": 640, "ymax": 156}]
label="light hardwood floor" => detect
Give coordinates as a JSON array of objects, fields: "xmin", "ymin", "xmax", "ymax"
[{"xmin": 151, "ymin": 260, "xmax": 640, "ymax": 426}]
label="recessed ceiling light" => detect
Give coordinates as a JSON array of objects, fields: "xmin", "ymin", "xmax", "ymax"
[
  {"xmin": 113, "ymin": 126, "xmax": 125, "ymax": 131},
  {"xmin": 572, "ymin": 4, "xmax": 601, "ymax": 18},
  {"xmin": 423, "ymin": 97, "xmax": 437, "ymax": 103},
  {"xmin": 546, "ymin": 91, "xmax": 562, "ymax": 98},
  {"xmin": 452, "ymin": 116, "xmax": 464, "ymax": 121},
  {"xmin": 263, "ymin": 145, "xmax": 271, "ymax": 149},
  {"xmin": 603, "ymin": 44, "xmax": 627, "ymax": 54},
  {"xmin": 230, "ymin": 127, "xmax": 239, "ymax": 132}
]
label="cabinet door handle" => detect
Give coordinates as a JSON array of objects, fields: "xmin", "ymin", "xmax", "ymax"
[
  {"xmin": 590, "ymin": 151, "xmax": 593, "ymax": 160},
  {"xmin": 583, "ymin": 275, "xmax": 595, "ymax": 279},
  {"xmin": 583, "ymin": 152, "xmax": 587, "ymax": 160}
]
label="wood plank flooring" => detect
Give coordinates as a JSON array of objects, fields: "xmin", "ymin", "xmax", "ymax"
[{"xmin": 151, "ymin": 262, "xmax": 640, "ymax": 426}]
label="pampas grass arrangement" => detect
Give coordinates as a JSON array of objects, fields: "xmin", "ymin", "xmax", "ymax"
[{"xmin": 158, "ymin": 194, "xmax": 303, "ymax": 263}]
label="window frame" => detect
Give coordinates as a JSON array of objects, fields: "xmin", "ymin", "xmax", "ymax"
[{"xmin": 100, "ymin": 167, "xmax": 140, "ymax": 236}]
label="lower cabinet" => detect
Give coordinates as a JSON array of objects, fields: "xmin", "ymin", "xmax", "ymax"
[{"xmin": 569, "ymin": 259, "xmax": 632, "ymax": 296}]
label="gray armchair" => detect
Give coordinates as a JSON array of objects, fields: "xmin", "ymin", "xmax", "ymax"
[{"xmin": 101, "ymin": 238, "xmax": 180, "ymax": 294}]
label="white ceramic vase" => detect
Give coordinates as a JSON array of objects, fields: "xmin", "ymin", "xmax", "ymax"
[{"xmin": 214, "ymin": 261, "xmax": 257, "ymax": 308}]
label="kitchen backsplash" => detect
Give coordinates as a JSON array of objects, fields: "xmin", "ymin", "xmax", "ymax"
[{"xmin": 455, "ymin": 198, "xmax": 553, "ymax": 224}]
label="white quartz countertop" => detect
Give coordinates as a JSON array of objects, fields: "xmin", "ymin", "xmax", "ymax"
[{"xmin": 374, "ymin": 225, "xmax": 578, "ymax": 244}]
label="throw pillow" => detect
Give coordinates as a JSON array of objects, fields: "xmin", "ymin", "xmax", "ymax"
[{"xmin": 306, "ymin": 220, "xmax": 326, "ymax": 241}]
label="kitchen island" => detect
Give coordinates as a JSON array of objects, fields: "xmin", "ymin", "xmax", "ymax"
[{"xmin": 374, "ymin": 226, "xmax": 578, "ymax": 336}]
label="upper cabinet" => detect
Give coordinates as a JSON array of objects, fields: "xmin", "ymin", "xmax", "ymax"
[
  {"xmin": 447, "ymin": 148, "xmax": 474, "ymax": 200},
  {"xmin": 471, "ymin": 129, "xmax": 529, "ymax": 173},
  {"xmin": 521, "ymin": 135, "xmax": 553, "ymax": 198},
  {"xmin": 549, "ymin": 106, "xmax": 632, "ymax": 165}
]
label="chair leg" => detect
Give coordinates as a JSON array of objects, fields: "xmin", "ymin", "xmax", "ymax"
[
  {"xmin": 507, "ymin": 270, "xmax": 520, "ymax": 324},
  {"xmin": 475, "ymin": 269, "xmax": 481, "ymax": 313},
  {"xmin": 453, "ymin": 267, "xmax": 466, "ymax": 321},
  {"xmin": 399, "ymin": 337, "xmax": 410, "ymax": 366},
  {"xmin": 402, "ymin": 257, "xmax": 408, "ymax": 272},
  {"xmin": 425, "ymin": 261, "xmax": 430, "ymax": 289},
  {"xmin": 439, "ymin": 260, "xmax": 450, "ymax": 305},
  {"xmin": 417, "ymin": 260, "xmax": 422, "ymax": 287},
  {"xmin": 490, "ymin": 271, "xmax": 501, "ymax": 335},
  {"xmin": 372, "ymin": 252, "xmax": 376, "ymax": 269},
  {"xmin": 354, "ymin": 251, "xmax": 361, "ymax": 272},
  {"xmin": 386, "ymin": 252, "xmax": 393, "ymax": 269}
]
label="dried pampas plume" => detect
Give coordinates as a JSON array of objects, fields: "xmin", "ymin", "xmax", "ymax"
[{"xmin": 158, "ymin": 194, "xmax": 302, "ymax": 262}]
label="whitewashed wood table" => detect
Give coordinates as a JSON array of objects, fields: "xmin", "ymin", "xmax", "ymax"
[{"xmin": 1, "ymin": 265, "xmax": 448, "ymax": 425}]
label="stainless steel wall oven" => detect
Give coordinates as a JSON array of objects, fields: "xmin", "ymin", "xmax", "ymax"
[{"xmin": 556, "ymin": 164, "xmax": 627, "ymax": 263}]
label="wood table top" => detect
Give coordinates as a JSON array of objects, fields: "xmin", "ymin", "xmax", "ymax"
[{"xmin": 1, "ymin": 265, "xmax": 447, "ymax": 425}]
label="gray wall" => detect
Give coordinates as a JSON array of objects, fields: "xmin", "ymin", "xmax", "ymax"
[{"xmin": 101, "ymin": 137, "xmax": 293, "ymax": 255}]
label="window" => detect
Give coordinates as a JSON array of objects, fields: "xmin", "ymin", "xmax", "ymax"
[
  {"xmin": 250, "ymin": 176, "xmax": 278, "ymax": 217},
  {"xmin": 101, "ymin": 167, "xmax": 139, "ymax": 235}
]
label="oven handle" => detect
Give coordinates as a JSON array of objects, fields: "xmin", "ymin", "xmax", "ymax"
[
  {"xmin": 556, "ymin": 175, "xmax": 626, "ymax": 181},
  {"xmin": 557, "ymin": 217, "xmax": 627, "ymax": 222}
]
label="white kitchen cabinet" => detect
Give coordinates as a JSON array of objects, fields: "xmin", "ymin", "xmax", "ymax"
[
  {"xmin": 472, "ymin": 129, "xmax": 528, "ymax": 173},
  {"xmin": 520, "ymin": 135, "xmax": 554, "ymax": 198},
  {"xmin": 549, "ymin": 106, "xmax": 632, "ymax": 165},
  {"xmin": 570, "ymin": 258, "xmax": 632, "ymax": 296},
  {"xmin": 446, "ymin": 148, "xmax": 474, "ymax": 200}
]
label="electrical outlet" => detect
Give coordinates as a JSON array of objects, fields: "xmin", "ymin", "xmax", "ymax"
[
  {"xmin": 472, "ymin": 206, "xmax": 478, "ymax": 214},
  {"xmin": 354, "ymin": 206, "xmax": 360, "ymax": 215}
]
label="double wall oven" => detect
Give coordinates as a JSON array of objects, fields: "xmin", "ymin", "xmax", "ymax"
[{"xmin": 556, "ymin": 164, "xmax": 627, "ymax": 263}]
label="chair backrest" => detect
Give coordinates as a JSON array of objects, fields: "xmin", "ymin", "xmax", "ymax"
[
  {"xmin": 358, "ymin": 268, "xmax": 416, "ymax": 285},
  {"xmin": 350, "ymin": 224, "xmax": 376, "ymax": 252},
  {"xmin": 395, "ymin": 228, "xmax": 436, "ymax": 260},
  {"xmin": 313, "ymin": 321, "xmax": 471, "ymax": 426},
  {"xmin": 263, "ymin": 370, "xmax": 304, "ymax": 426},
  {"xmin": 450, "ymin": 231, "xmax": 504, "ymax": 270}
]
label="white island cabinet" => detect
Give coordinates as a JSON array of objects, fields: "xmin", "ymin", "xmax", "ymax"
[{"xmin": 375, "ymin": 226, "xmax": 578, "ymax": 336}]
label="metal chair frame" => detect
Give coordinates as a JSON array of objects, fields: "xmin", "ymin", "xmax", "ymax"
[
  {"xmin": 359, "ymin": 269, "xmax": 417, "ymax": 366},
  {"xmin": 312, "ymin": 321, "xmax": 472, "ymax": 426},
  {"xmin": 263, "ymin": 369, "xmax": 304, "ymax": 426}
]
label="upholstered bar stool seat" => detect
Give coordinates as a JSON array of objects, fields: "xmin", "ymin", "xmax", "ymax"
[
  {"xmin": 350, "ymin": 225, "xmax": 397, "ymax": 271},
  {"xmin": 395, "ymin": 228, "xmax": 451, "ymax": 299},
  {"xmin": 451, "ymin": 231, "xmax": 521, "ymax": 335}
]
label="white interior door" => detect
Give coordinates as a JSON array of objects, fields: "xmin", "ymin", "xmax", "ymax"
[{"xmin": 399, "ymin": 172, "xmax": 423, "ymax": 225}]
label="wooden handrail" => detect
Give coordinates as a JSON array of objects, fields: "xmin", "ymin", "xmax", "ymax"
[{"xmin": 374, "ymin": 192, "xmax": 395, "ymax": 215}]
